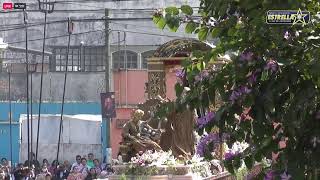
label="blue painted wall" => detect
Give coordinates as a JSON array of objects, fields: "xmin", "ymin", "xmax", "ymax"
[{"xmin": 0, "ymin": 102, "xmax": 105, "ymax": 164}]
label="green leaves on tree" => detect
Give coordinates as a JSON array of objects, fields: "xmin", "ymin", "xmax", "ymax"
[
  {"xmin": 198, "ymin": 27, "xmax": 209, "ymax": 41},
  {"xmin": 165, "ymin": 14, "xmax": 180, "ymax": 32},
  {"xmin": 165, "ymin": 6, "xmax": 179, "ymax": 15},
  {"xmin": 181, "ymin": 5, "xmax": 193, "ymax": 15},
  {"xmin": 153, "ymin": 16, "xmax": 166, "ymax": 29},
  {"xmin": 175, "ymin": 83, "xmax": 184, "ymax": 97},
  {"xmin": 185, "ymin": 22, "xmax": 197, "ymax": 34},
  {"xmin": 244, "ymin": 155, "xmax": 254, "ymax": 169}
]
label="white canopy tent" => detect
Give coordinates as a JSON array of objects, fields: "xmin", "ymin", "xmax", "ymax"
[{"xmin": 19, "ymin": 114, "xmax": 102, "ymax": 163}]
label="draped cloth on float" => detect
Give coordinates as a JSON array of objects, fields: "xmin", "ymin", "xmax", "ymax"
[{"xmin": 160, "ymin": 109, "xmax": 195, "ymax": 158}]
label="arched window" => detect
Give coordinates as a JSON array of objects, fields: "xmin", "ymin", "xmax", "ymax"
[
  {"xmin": 141, "ymin": 50, "xmax": 155, "ymax": 69},
  {"xmin": 112, "ymin": 50, "xmax": 138, "ymax": 69}
]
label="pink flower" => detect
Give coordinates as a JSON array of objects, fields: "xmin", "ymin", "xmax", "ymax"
[
  {"xmin": 272, "ymin": 152, "xmax": 279, "ymax": 162},
  {"xmin": 279, "ymin": 140, "xmax": 287, "ymax": 149}
]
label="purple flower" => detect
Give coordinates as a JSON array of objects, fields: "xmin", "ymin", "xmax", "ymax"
[
  {"xmin": 229, "ymin": 85, "xmax": 251, "ymax": 103},
  {"xmin": 224, "ymin": 151, "xmax": 237, "ymax": 161},
  {"xmin": 229, "ymin": 91, "xmax": 239, "ymax": 103},
  {"xmin": 240, "ymin": 51, "xmax": 254, "ymax": 61},
  {"xmin": 265, "ymin": 59, "xmax": 278, "ymax": 73},
  {"xmin": 194, "ymin": 75, "xmax": 202, "ymax": 83},
  {"xmin": 175, "ymin": 69, "xmax": 185, "ymax": 79},
  {"xmin": 280, "ymin": 172, "xmax": 292, "ymax": 180},
  {"xmin": 284, "ymin": 31, "xmax": 290, "ymax": 40},
  {"xmin": 264, "ymin": 170, "xmax": 274, "ymax": 180},
  {"xmin": 197, "ymin": 112, "xmax": 215, "ymax": 129},
  {"xmin": 202, "ymin": 70, "xmax": 209, "ymax": 78},
  {"xmin": 239, "ymin": 85, "xmax": 251, "ymax": 94},
  {"xmin": 196, "ymin": 133, "xmax": 219, "ymax": 157},
  {"xmin": 248, "ymin": 72, "xmax": 257, "ymax": 85},
  {"xmin": 194, "ymin": 69, "xmax": 210, "ymax": 83}
]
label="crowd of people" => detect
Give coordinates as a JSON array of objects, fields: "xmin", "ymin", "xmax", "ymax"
[{"xmin": 0, "ymin": 153, "xmax": 114, "ymax": 180}]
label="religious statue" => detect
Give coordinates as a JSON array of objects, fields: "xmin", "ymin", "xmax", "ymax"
[{"xmin": 120, "ymin": 109, "xmax": 162, "ymax": 162}]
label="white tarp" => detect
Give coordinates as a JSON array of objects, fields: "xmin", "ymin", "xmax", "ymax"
[{"xmin": 19, "ymin": 114, "xmax": 102, "ymax": 163}]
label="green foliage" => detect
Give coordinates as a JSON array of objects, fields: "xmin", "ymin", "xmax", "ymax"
[
  {"xmin": 181, "ymin": 5, "xmax": 193, "ymax": 15},
  {"xmin": 165, "ymin": 7, "xmax": 179, "ymax": 15},
  {"xmin": 185, "ymin": 22, "xmax": 197, "ymax": 33},
  {"xmin": 153, "ymin": 0, "xmax": 320, "ymax": 178},
  {"xmin": 198, "ymin": 27, "xmax": 209, "ymax": 41},
  {"xmin": 120, "ymin": 174, "xmax": 127, "ymax": 180}
]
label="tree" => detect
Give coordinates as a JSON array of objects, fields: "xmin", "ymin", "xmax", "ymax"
[{"xmin": 153, "ymin": 0, "xmax": 320, "ymax": 178}]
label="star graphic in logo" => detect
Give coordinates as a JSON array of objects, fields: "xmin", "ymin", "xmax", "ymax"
[{"xmin": 292, "ymin": 9, "xmax": 308, "ymax": 25}]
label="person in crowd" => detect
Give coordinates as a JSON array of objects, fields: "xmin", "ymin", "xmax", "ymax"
[
  {"xmin": 21, "ymin": 166, "xmax": 33, "ymax": 180},
  {"xmin": 42, "ymin": 159, "xmax": 49, "ymax": 167},
  {"xmin": 0, "ymin": 168, "xmax": 6, "ymax": 180},
  {"xmin": 67, "ymin": 158, "xmax": 88, "ymax": 180},
  {"xmin": 24, "ymin": 153, "xmax": 40, "ymax": 174},
  {"xmin": 92, "ymin": 159, "xmax": 101, "ymax": 176},
  {"xmin": 13, "ymin": 163, "xmax": 24, "ymax": 180},
  {"xmin": 70, "ymin": 155, "xmax": 81, "ymax": 173},
  {"xmin": 98, "ymin": 163, "xmax": 113, "ymax": 179},
  {"xmin": 54, "ymin": 164, "xmax": 69, "ymax": 180},
  {"xmin": 2, "ymin": 167, "xmax": 10, "ymax": 180},
  {"xmin": 79, "ymin": 158, "xmax": 88, "ymax": 179},
  {"xmin": 48, "ymin": 160, "xmax": 59, "ymax": 175},
  {"xmin": 68, "ymin": 158, "xmax": 88, "ymax": 180},
  {"xmin": 30, "ymin": 165, "xmax": 36, "ymax": 179},
  {"xmin": 67, "ymin": 166, "xmax": 79, "ymax": 180},
  {"xmin": 45, "ymin": 174, "xmax": 52, "ymax": 180},
  {"xmin": 0, "ymin": 158, "xmax": 11, "ymax": 180},
  {"xmin": 63, "ymin": 160, "xmax": 71, "ymax": 172},
  {"xmin": 85, "ymin": 168, "xmax": 96, "ymax": 180},
  {"xmin": 36, "ymin": 165, "xmax": 51, "ymax": 180},
  {"xmin": 86, "ymin": 154, "xmax": 94, "ymax": 169},
  {"xmin": 1, "ymin": 158, "xmax": 8, "ymax": 167}
]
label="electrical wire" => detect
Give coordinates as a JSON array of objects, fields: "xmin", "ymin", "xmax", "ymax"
[
  {"xmin": 6, "ymin": 29, "xmax": 104, "ymax": 44},
  {"xmin": 5, "ymin": 28, "xmax": 189, "ymax": 45},
  {"xmin": 0, "ymin": 17, "xmax": 153, "ymax": 32},
  {"xmin": 53, "ymin": 0, "xmax": 200, "ymax": 11}
]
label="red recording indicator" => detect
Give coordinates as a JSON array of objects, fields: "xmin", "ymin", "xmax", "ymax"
[{"xmin": 3, "ymin": 2, "xmax": 13, "ymax": 10}]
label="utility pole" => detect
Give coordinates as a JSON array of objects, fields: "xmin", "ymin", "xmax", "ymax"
[
  {"xmin": 104, "ymin": 8, "xmax": 111, "ymax": 164},
  {"xmin": 8, "ymin": 64, "xmax": 12, "ymax": 166},
  {"xmin": 36, "ymin": 0, "xmax": 54, "ymax": 161},
  {"xmin": 23, "ymin": 9, "xmax": 31, "ymax": 167}
]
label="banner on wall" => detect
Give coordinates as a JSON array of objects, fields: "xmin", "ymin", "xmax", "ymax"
[{"xmin": 100, "ymin": 92, "xmax": 116, "ymax": 118}]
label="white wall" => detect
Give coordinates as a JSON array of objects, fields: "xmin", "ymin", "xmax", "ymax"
[{"xmin": 19, "ymin": 114, "xmax": 102, "ymax": 164}]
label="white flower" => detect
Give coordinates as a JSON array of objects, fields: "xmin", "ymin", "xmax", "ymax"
[
  {"xmin": 307, "ymin": 36, "xmax": 320, "ymax": 40},
  {"xmin": 284, "ymin": 31, "xmax": 290, "ymax": 40},
  {"xmin": 184, "ymin": 87, "xmax": 191, "ymax": 92}
]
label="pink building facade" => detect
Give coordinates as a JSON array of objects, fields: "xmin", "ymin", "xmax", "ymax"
[{"xmin": 110, "ymin": 69, "xmax": 178, "ymax": 158}]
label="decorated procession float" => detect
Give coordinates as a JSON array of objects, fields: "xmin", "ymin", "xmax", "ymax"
[{"xmin": 108, "ymin": 39, "xmax": 262, "ymax": 180}]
